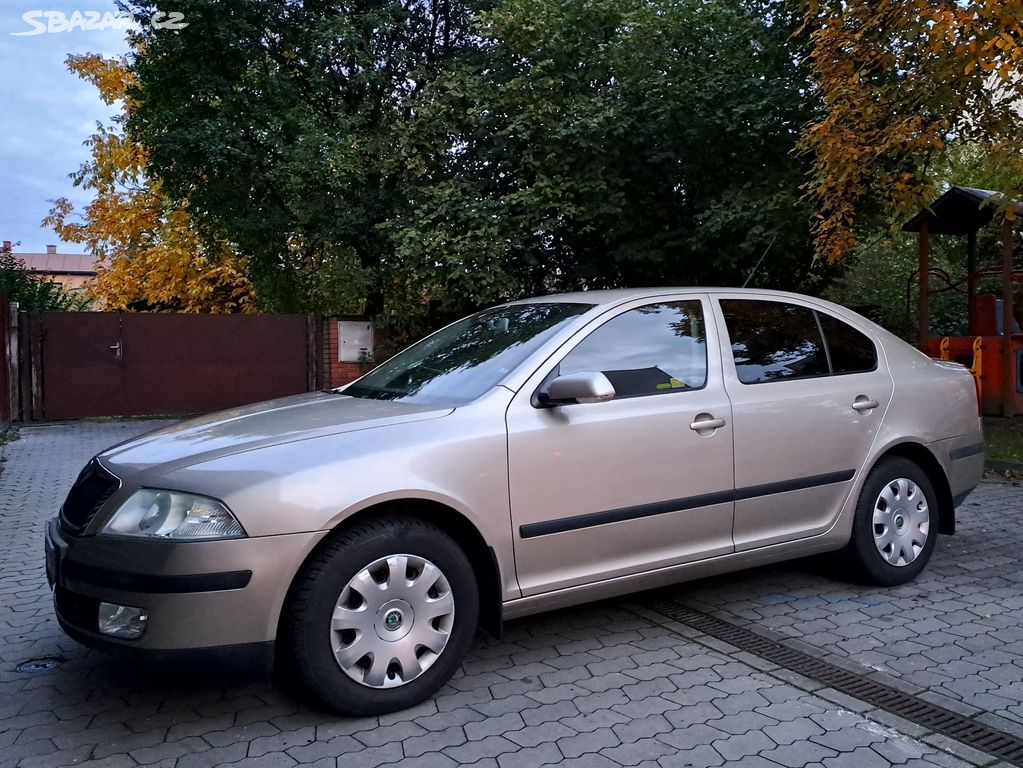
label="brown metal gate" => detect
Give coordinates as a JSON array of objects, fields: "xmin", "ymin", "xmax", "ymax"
[{"xmin": 26, "ymin": 312, "xmax": 319, "ymax": 420}]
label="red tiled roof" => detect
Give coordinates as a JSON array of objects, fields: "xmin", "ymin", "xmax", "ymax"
[{"xmin": 15, "ymin": 252, "xmax": 97, "ymax": 275}]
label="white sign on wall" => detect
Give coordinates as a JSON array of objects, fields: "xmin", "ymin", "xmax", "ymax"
[{"xmin": 338, "ymin": 320, "xmax": 374, "ymax": 363}]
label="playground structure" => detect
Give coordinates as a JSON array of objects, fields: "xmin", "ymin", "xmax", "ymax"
[{"xmin": 903, "ymin": 186, "xmax": 1022, "ymax": 417}]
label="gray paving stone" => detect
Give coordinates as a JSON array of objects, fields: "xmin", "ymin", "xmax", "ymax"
[
  {"xmin": 657, "ymin": 743, "xmax": 724, "ymax": 767},
  {"xmin": 400, "ymin": 725, "xmax": 467, "ymax": 758},
  {"xmin": 336, "ymin": 742, "xmax": 405, "ymax": 768},
  {"xmin": 656, "ymin": 723, "xmax": 727, "ymax": 751},
  {"xmin": 442, "ymin": 735, "xmax": 518, "ymax": 762},
  {"xmin": 204, "ymin": 721, "xmax": 281, "ymax": 748},
  {"xmin": 762, "ymin": 716, "xmax": 826, "ymax": 747},
  {"xmin": 354, "ymin": 721, "xmax": 427, "ymax": 748},
  {"xmin": 286, "ymin": 734, "xmax": 362, "ymax": 763},
  {"xmin": 821, "ymin": 745, "xmax": 893, "ymax": 768},
  {"xmin": 494, "ymin": 741, "xmax": 562, "ymax": 768},
  {"xmin": 380, "ymin": 755, "xmax": 459, "ymax": 768},
  {"xmin": 504, "ymin": 720, "xmax": 575, "ymax": 747},
  {"xmin": 520, "ymin": 700, "xmax": 578, "ymax": 726},
  {"xmin": 560, "ymin": 708, "xmax": 630, "ymax": 733},
  {"xmin": 4, "ymin": 420, "xmax": 1021, "ymax": 768},
  {"xmin": 711, "ymin": 711, "xmax": 776, "ymax": 735},
  {"xmin": 611, "ymin": 713, "xmax": 672, "ymax": 744},
  {"xmin": 463, "ymin": 713, "xmax": 523, "ymax": 741},
  {"xmin": 177, "ymin": 741, "xmax": 250, "ymax": 768},
  {"xmin": 248, "ymin": 727, "xmax": 316, "ymax": 757},
  {"xmin": 598, "ymin": 736, "xmax": 677, "ymax": 765},
  {"xmin": 63, "ymin": 757, "xmax": 136, "ymax": 768},
  {"xmin": 711, "ymin": 730, "xmax": 775, "ymax": 760},
  {"xmin": 14, "ymin": 745, "xmax": 93, "ymax": 768},
  {"xmin": 557, "ymin": 726, "xmax": 621, "ymax": 758},
  {"xmin": 759, "ymin": 739, "xmax": 839, "ymax": 767},
  {"xmin": 811, "ymin": 722, "xmax": 884, "ymax": 752}
]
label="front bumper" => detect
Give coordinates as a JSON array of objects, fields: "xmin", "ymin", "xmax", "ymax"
[{"xmin": 46, "ymin": 518, "xmax": 326, "ymax": 650}]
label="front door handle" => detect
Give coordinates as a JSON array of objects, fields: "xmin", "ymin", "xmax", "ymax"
[
  {"xmin": 690, "ymin": 415, "xmax": 727, "ymax": 432},
  {"xmin": 852, "ymin": 396, "xmax": 879, "ymax": 412}
]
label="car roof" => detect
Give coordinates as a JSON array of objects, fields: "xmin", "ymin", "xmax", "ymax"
[{"xmin": 507, "ymin": 287, "xmax": 833, "ymax": 308}]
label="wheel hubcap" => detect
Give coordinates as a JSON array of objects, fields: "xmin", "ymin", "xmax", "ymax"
[
  {"xmin": 330, "ymin": 554, "xmax": 454, "ymax": 689},
  {"xmin": 872, "ymin": 478, "xmax": 929, "ymax": 566}
]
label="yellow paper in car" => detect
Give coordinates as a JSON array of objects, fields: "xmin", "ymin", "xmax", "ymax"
[{"xmin": 656, "ymin": 378, "xmax": 686, "ymax": 390}]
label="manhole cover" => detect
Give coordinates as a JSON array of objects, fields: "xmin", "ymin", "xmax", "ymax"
[{"xmin": 16, "ymin": 657, "xmax": 63, "ymax": 673}]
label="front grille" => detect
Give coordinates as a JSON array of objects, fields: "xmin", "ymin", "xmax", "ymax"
[{"xmin": 59, "ymin": 459, "xmax": 120, "ymax": 535}]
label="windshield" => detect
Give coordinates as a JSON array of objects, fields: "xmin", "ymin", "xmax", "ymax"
[{"xmin": 344, "ymin": 303, "xmax": 593, "ymax": 406}]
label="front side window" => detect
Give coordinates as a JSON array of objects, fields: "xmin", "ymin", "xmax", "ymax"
[
  {"xmin": 557, "ymin": 301, "xmax": 708, "ymax": 398},
  {"xmin": 721, "ymin": 300, "xmax": 830, "ymax": 384},
  {"xmin": 345, "ymin": 302, "xmax": 592, "ymax": 406}
]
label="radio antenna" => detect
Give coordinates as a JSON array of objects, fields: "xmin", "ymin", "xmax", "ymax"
[{"xmin": 742, "ymin": 236, "xmax": 777, "ymax": 288}]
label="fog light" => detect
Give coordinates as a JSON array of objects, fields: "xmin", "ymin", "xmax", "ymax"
[{"xmin": 97, "ymin": 602, "xmax": 148, "ymax": 640}]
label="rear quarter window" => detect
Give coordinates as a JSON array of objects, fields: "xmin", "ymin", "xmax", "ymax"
[{"xmin": 817, "ymin": 312, "xmax": 878, "ymax": 374}]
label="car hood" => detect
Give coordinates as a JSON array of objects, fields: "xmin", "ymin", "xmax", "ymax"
[{"xmin": 98, "ymin": 392, "xmax": 453, "ymax": 475}]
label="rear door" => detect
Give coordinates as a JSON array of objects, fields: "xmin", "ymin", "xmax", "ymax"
[
  {"xmin": 713, "ymin": 296, "xmax": 893, "ymax": 550},
  {"xmin": 506, "ymin": 295, "xmax": 735, "ymax": 596}
]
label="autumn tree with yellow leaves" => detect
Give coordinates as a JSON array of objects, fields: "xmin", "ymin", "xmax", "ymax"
[
  {"xmin": 802, "ymin": 0, "xmax": 1023, "ymax": 263},
  {"xmin": 45, "ymin": 53, "xmax": 255, "ymax": 313}
]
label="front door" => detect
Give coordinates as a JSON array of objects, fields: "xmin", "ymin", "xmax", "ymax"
[
  {"xmin": 506, "ymin": 295, "xmax": 735, "ymax": 596},
  {"xmin": 714, "ymin": 296, "xmax": 894, "ymax": 550}
]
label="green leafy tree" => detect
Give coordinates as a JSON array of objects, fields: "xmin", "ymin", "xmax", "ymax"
[
  {"xmin": 394, "ymin": 0, "xmax": 827, "ymax": 320},
  {"xmin": 124, "ymin": 0, "xmax": 478, "ymax": 315},
  {"xmin": 125, "ymin": 0, "xmax": 827, "ymax": 335}
]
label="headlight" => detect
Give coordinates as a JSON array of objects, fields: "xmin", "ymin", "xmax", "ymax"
[{"xmin": 99, "ymin": 490, "xmax": 246, "ymax": 540}]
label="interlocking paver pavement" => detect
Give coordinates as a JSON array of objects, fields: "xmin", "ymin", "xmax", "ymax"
[
  {"xmin": 673, "ymin": 475, "xmax": 1023, "ymax": 728},
  {"xmin": 0, "ymin": 420, "xmax": 1013, "ymax": 767}
]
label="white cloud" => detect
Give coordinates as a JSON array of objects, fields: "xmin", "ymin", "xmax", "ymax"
[{"xmin": 0, "ymin": 1, "xmax": 129, "ymax": 252}]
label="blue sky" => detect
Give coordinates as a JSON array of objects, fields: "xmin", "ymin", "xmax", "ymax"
[{"xmin": 1, "ymin": 1, "xmax": 130, "ymax": 253}]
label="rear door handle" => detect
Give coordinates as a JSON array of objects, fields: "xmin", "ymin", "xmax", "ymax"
[
  {"xmin": 690, "ymin": 415, "xmax": 727, "ymax": 432},
  {"xmin": 852, "ymin": 397, "xmax": 879, "ymax": 412}
]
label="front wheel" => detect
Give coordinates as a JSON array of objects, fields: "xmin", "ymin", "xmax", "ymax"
[
  {"xmin": 841, "ymin": 457, "xmax": 938, "ymax": 586},
  {"xmin": 281, "ymin": 515, "xmax": 479, "ymax": 715}
]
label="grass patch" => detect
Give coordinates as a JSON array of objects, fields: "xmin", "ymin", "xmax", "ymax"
[
  {"xmin": 0, "ymin": 424, "xmax": 19, "ymax": 445},
  {"xmin": 984, "ymin": 418, "xmax": 1023, "ymax": 464}
]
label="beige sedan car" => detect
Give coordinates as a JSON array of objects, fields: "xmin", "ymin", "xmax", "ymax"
[{"xmin": 46, "ymin": 288, "xmax": 984, "ymax": 714}]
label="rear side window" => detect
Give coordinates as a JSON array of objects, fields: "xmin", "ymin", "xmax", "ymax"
[
  {"xmin": 721, "ymin": 299, "xmax": 878, "ymax": 384},
  {"xmin": 720, "ymin": 300, "xmax": 830, "ymax": 384},
  {"xmin": 558, "ymin": 301, "xmax": 707, "ymax": 398},
  {"xmin": 818, "ymin": 313, "xmax": 878, "ymax": 374}
]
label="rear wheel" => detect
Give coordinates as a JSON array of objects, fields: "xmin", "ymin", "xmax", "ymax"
[
  {"xmin": 281, "ymin": 515, "xmax": 479, "ymax": 715},
  {"xmin": 841, "ymin": 457, "xmax": 937, "ymax": 586}
]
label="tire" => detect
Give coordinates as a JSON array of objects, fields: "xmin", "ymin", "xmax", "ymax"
[
  {"xmin": 841, "ymin": 457, "xmax": 938, "ymax": 586},
  {"xmin": 281, "ymin": 515, "xmax": 479, "ymax": 715}
]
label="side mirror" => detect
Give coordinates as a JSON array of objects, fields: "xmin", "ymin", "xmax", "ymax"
[{"xmin": 541, "ymin": 371, "xmax": 616, "ymax": 406}]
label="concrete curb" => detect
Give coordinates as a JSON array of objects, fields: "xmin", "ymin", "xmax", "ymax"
[{"xmin": 986, "ymin": 459, "xmax": 1023, "ymax": 473}]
